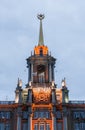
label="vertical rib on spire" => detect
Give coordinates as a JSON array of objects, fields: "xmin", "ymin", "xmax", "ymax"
[{"xmin": 37, "ymin": 14, "xmax": 45, "ymax": 46}]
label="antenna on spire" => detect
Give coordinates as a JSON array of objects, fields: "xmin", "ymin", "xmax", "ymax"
[{"xmin": 37, "ymin": 14, "xmax": 45, "ymax": 46}]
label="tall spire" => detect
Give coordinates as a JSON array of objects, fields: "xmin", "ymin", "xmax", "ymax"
[{"xmin": 37, "ymin": 14, "xmax": 45, "ymax": 46}]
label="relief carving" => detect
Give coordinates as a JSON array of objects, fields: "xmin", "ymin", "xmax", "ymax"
[{"xmin": 33, "ymin": 88, "xmax": 51, "ymax": 103}]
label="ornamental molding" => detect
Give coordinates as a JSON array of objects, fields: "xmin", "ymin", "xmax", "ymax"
[{"xmin": 33, "ymin": 87, "xmax": 51, "ymax": 103}]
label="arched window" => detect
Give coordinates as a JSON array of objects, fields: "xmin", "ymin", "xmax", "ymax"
[
  {"xmin": 40, "ymin": 48, "xmax": 43, "ymax": 56},
  {"xmin": 37, "ymin": 65, "xmax": 46, "ymax": 83}
]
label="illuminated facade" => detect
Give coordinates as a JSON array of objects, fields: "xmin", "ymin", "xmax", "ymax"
[{"xmin": 0, "ymin": 14, "xmax": 85, "ymax": 130}]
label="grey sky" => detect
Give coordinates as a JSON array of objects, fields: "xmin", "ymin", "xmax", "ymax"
[{"xmin": 0, "ymin": 0, "xmax": 85, "ymax": 100}]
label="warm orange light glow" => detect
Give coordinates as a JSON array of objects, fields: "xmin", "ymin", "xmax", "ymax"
[
  {"xmin": 34, "ymin": 45, "xmax": 48, "ymax": 55},
  {"xmin": 33, "ymin": 87, "xmax": 51, "ymax": 103},
  {"xmin": 56, "ymin": 89, "xmax": 62, "ymax": 103}
]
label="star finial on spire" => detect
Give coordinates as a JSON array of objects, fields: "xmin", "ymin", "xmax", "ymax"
[
  {"xmin": 37, "ymin": 14, "xmax": 45, "ymax": 46},
  {"xmin": 37, "ymin": 14, "xmax": 45, "ymax": 20}
]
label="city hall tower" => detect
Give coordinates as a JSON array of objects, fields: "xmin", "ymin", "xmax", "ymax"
[{"xmin": 1, "ymin": 15, "xmax": 85, "ymax": 130}]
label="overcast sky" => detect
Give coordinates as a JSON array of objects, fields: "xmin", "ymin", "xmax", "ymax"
[{"xmin": 0, "ymin": 0, "xmax": 85, "ymax": 101}]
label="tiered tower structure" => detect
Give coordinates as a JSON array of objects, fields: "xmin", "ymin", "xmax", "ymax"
[
  {"xmin": 15, "ymin": 14, "xmax": 69, "ymax": 130},
  {"xmin": 0, "ymin": 14, "xmax": 85, "ymax": 130}
]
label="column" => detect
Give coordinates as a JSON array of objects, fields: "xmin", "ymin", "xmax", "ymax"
[
  {"xmin": 28, "ymin": 89, "xmax": 32, "ymax": 103},
  {"xmin": 28, "ymin": 107, "xmax": 32, "ymax": 130},
  {"xmin": 17, "ymin": 116, "xmax": 21, "ymax": 130},
  {"xmin": 17, "ymin": 108, "xmax": 22, "ymax": 130},
  {"xmin": 63, "ymin": 108, "xmax": 68, "ymax": 130},
  {"xmin": 19, "ymin": 89, "xmax": 22, "ymax": 104},
  {"xmin": 29, "ymin": 64, "xmax": 31, "ymax": 82},
  {"xmin": 52, "ymin": 89, "xmax": 56, "ymax": 104},
  {"xmin": 28, "ymin": 64, "xmax": 29, "ymax": 82},
  {"xmin": 52, "ymin": 65, "xmax": 54, "ymax": 81},
  {"xmin": 49, "ymin": 64, "xmax": 52, "ymax": 82},
  {"xmin": 28, "ymin": 113, "xmax": 32, "ymax": 130},
  {"xmin": 31, "ymin": 63, "xmax": 33, "ymax": 82},
  {"xmin": 52, "ymin": 113, "xmax": 57, "ymax": 130}
]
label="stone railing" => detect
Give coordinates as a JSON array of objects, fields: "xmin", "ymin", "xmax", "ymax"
[
  {"xmin": 69, "ymin": 100, "xmax": 85, "ymax": 104},
  {"xmin": 0, "ymin": 101, "xmax": 15, "ymax": 104},
  {"xmin": 31, "ymin": 82, "xmax": 52, "ymax": 87}
]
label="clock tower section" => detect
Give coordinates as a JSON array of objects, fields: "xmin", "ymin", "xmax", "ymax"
[
  {"xmin": 25, "ymin": 14, "xmax": 57, "ymax": 130},
  {"xmin": 26, "ymin": 15, "xmax": 56, "ymax": 87}
]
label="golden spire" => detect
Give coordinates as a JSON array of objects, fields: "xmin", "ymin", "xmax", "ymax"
[{"xmin": 37, "ymin": 14, "xmax": 45, "ymax": 46}]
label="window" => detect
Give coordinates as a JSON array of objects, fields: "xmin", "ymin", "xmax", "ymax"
[
  {"xmin": 37, "ymin": 65, "xmax": 46, "ymax": 83},
  {"xmin": 34, "ymin": 112, "xmax": 38, "ymax": 119},
  {"xmin": 73, "ymin": 111, "xmax": 85, "ymax": 119},
  {"xmin": 46, "ymin": 123, "xmax": 50, "ymax": 130},
  {"xmin": 57, "ymin": 123, "xmax": 62, "ymax": 130},
  {"xmin": 5, "ymin": 124, "xmax": 10, "ymax": 130},
  {"xmin": 33, "ymin": 110, "xmax": 50, "ymax": 119},
  {"xmin": 40, "ymin": 123, "xmax": 44, "ymax": 130},
  {"xmin": 56, "ymin": 111, "xmax": 62, "ymax": 119},
  {"xmin": 0, "ymin": 112, "xmax": 11, "ymax": 119},
  {"xmin": 0, "ymin": 123, "xmax": 10, "ymax": 130},
  {"xmin": 74, "ymin": 122, "xmax": 85, "ymax": 130},
  {"xmin": 39, "ymin": 112, "xmax": 44, "ymax": 118},
  {"xmin": 74, "ymin": 123, "xmax": 80, "ymax": 130},
  {"xmin": 0, "ymin": 123, "xmax": 4, "ymax": 130},
  {"xmin": 81, "ymin": 123, "xmax": 85, "ymax": 129},
  {"xmin": 23, "ymin": 122, "xmax": 28, "ymax": 130},
  {"xmin": 40, "ymin": 48, "xmax": 43, "ymax": 56},
  {"xmin": 45, "ymin": 112, "xmax": 50, "ymax": 118},
  {"xmin": 34, "ymin": 124, "xmax": 38, "ymax": 130},
  {"xmin": 22, "ymin": 111, "xmax": 28, "ymax": 119},
  {"xmin": 5, "ymin": 112, "xmax": 11, "ymax": 119},
  {"xmin": 34, "ymin": 123, "xmax": 50, "ymax": 130}
]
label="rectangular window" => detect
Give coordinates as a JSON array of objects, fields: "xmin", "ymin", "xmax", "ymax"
[
  {"xmin": 73, "ymin": 111, "xmax": 85, "ymax": 119},
  {"xmin": 34, "ymin": 123, "xmax": 38, "ymax": 130},
  {"xmin": 57, "ymin": 122, "xmax": 62, "ymax": 130},
  {"xmin": 23, "ymin": 123, "xmax": 28, "ymax": 130},
  {"xmin": 46, "ymin": 123, "xmax": 50, "ymax": 130},
  {"xmin": 0, "ymin": 112, "xmax": 11, "ymax": 119},
  {"xmin": 33, "ymin": 109, "xmax": 50, "ymax": 119},
  {"xmin": 22, "ymin": 111, "xmax": 28, "ymax": 119},
  {"xmin": 5, "ymin": 123, "xmax": 10, "ymax": 130},
  {"xmin": 5, "ymin": 112, "xmax": 11, "ymax": 119},
  {"xmin": 56, "ymin": 111, "xmax": 62, "ymax": 119},
  {"xmin": 0, "ymin": 123, "xmax": 5, "ymax": 130},
  {"xmin": 40, "ymin": 123, "xmax": 44, "ymax": 130},
  {"xmin": 74, "ymin": 122, "xmax": 85, "ymax": 130},
  {"xmin": 74, "ymin": 123, "xmax": 80, "ymax": 130},
  {"xmin": 34, "ymin": 123, "xmax": 50, "ymax": 130}
]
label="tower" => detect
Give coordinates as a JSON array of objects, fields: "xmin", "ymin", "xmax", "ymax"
[
  {"xmin": 26, "ymin": 14, "xmax": 56, "ymax": 85},
  {"xmin": 1, "ymin": 14, "xmax": 85, "ymax": 130},
  {"xmin": 14, "ymin": 14, "xmax": 69, "ymax": 130},
  {"xmin": 26, "ymin": 14, "xmax": 57, "ymax": 130}
]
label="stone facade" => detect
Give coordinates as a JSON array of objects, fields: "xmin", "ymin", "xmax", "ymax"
[{"xmin": 0, "ymin": 15, "xmax": 85, "ymax": 130}]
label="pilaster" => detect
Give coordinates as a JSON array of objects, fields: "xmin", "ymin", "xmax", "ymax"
[
  {"xmin": 31, "ymin": 63, "xmax": 33, "ymax": 82},
  {"xmin": 28, "ymin": 88, "xmax": 32, "ymax": 103},
  {"xmin": 63, "ymin": 107, "xmax": 68, "ymax": 130},
  {"xmin": 49, "ymin": 64, "xmax": 52, "ymax": 82},
  {"xmin": 52, "ymin": 107, "xmax": 57, "ymax": 130},
  {"xmin": 17, "ymin": 107, "xmax": 22, "ymax": 130},
  {"xmin": 52, "ymin": 88, "xmax": 56, "ymax": 104},
  {"xmin": 28, "ymin": 107, "xmax": 32, "ymax": 130}
]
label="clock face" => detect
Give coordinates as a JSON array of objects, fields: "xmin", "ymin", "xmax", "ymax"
[{"xmin": 37, "ymin": 65, "xmax": 45, "ymax": 73}]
